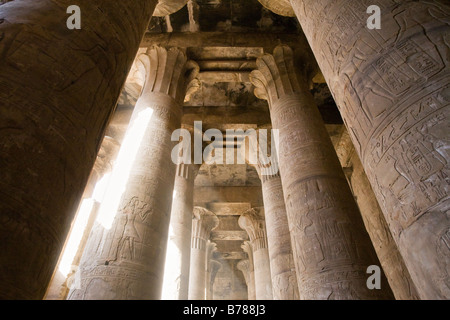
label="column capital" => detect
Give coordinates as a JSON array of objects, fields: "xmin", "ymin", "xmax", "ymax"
[
  {"xmin": 241, "ymin": 241, "xmax": 254, "ymax": 270},
  {"xmin": 238, "ymin": 207, "xmax": 268, "ymax": 251},
  {"xmin": 153, "ymin": 0, "xmax": 189, "ymax": 17},
  {"xmin": 137, "ymin": 46, "xmax": 200, "ymax": 104},
  {"xmin": 256, "ymin": 0, "xmax": 295, "ymax": 17},
  {"xmin": 237, "ymin": 259, "xmax": 251, "ymax": 285},
  {"xmin": 250, "ymin": 45, "xmax": 308, "ymax": 106},
  {"xmin": 191, "ymin": 207, "xmax": 219, "ymax": 249}
]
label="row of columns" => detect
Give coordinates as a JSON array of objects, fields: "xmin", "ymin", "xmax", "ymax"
[
  {"xmin": 1, "ymin": 0, "xmax": 447, "ymax": 299},
  {"xmin": 257, "ymin": 0, "xmax": 449, "ymax": 299}
]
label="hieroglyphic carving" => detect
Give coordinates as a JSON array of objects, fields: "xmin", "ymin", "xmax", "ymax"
[
  {"xmin": 251, "ymin": 45, "xmax": 393, "ymax": 299},
  {"xmin": 290, "ymin": 0, "xmax": 450, "ymax": 299},
  {"xmin": 0, "ymin": 0, "xmax": 158, "ymax": 299}
]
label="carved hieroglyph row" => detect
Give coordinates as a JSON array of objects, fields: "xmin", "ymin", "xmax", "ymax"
[{"xmin": 289, "ymin": 0, "xmax": 450, "ymax": 299}]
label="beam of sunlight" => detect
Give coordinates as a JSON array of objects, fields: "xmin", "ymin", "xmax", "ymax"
[
  {"xmin": 95, "ymin": 107, "xmax": 154, "ymax": 230},
  {"xmin": 58, "ymin": 198, "xmax": 95, "ymax": 277},
  {"xmin": 161, "ymin": 222, "xmax": 183, "ymax": 300}
]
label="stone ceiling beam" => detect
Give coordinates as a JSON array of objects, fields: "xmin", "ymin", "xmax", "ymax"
[{"xmin": 141, "ymin": 32, "xmax": 307, "ymax": 50}]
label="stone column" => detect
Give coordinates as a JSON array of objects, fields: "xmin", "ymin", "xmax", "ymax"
[
  {"xmin": 0, "ymin": 0, "xmax": 157, "ymax": 299},
  {"xmin": 188, "ymin": 207, "xmax": 219, "ymax": 300},
  {"xmin": 45, "ymin": 136, "xmax": 121, "ymax": 300},
  {"xmin": 162, "ymin": 162, "xmax": 198, "ymax": 300},
  {"xmin": 258, "ymin": 166, "xmax": 299, "ymax": 299},
  {"xmin": 208, "ymin": 260, "xmax": 222, "ymax": 300},
  {"xmin": 68, "ymin": 46, "xmax": 199, "ymax": 300},
  {"xmin": 250, "ymin": 45, "xmax": 393, "ymax": 300},
  {"xmin": 239, "ymin": 208, "xmax": 273, "ymax": 300},
  {"xmin": 336, "ymin": 129, "xmax": 420, "ymax": 300},
  {"xmin": 287, "ymin": 0, "xmax": 450, "ymax": 300},
  {"xmin": 246, "ymin": 129, "xmax": 299, "ymax": 300}
]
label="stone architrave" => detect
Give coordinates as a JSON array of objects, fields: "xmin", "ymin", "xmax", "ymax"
[
  {"xmin": 162, "ymin": 162, "xmax": 199, "ymax": 300},
  {"xmin": 68, "ymin": 46, "xmax": 199, "ymax": 300},
  {"xmin": 188, "ymin": 207, "xmax": 219, "ymax": 300},
  {"xmin": 287, "ymin": 0, "xmax": 450, "ymax": 299},
  {"xmin": 250, "ymin": 45, "xmax": 394, "ymax": 300},
  {"xmin": 0, "ymin": 0, "xmax": 158, "ymax": 300},
  {"xmin": 241, "ymin": 242, "xmax": 256, "ymax": 300},
  {"xmin": 238, "ymin": 208, "xmax": 273, "ymax": 300}
]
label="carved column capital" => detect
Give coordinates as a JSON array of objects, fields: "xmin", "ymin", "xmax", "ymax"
[
  {"xmin": 237, "ymin": 259, "xmax": 251, "ymax": 285},
  {"xmin": 136, "ymin": 46, "xmax": 200, "ymax": 104},
  {"xmin": 153, "ymin": 0, "xmax": 189, "ymax": 17},
  {"xmin": 241, "ymin": 241, "xmax": 254, "ymax": 271},
  {"xmin": 250, "ymin": 45, "xmax": 308, "ymax": 106},
  {"xmin": 238, "ymin": 207, "xmax": 268, "ymax": 251},
  {"xmin": 191, "ymin": 207, "xmax": 219, "ymax": 249},
  {"xmin": 256, "ymin": 0, "xmax": 295, "ymax": 17}
]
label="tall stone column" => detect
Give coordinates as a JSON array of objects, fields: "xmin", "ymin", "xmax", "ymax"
[
  {"xmin": 188, "ymin": 207, "xmax": 219, "ymax": 300},
  {"xmin": 0, "ymin": 0, "xmax": 157, "ymax": 299},
  {"xmin": 258, "ymin": 165, "xmax": 299, "ymax": 299},
  {"xmin": 246, "ymin": 129, "xmax": 299, "ymax": 300},
  {"xmin": 68, "ymin": 46, "xmax": 199, "ymax": 300},
  {"xmin": 336, "ymin": 129, "xmax": 419, "ymax": 300},
  {"xmin": 239, "ymin": 208, "xmax": 273, "ymax": 300},
  {"xmin": 240, "ymin": 242, "xmax": 256, "ymax": 300},
  {"xmin": 250, "ymin": 45, "xmax": 393, "ymax": 300},
  {"xmin": 162, "ymin": 162, "xmax": 198, "ymax": 300},
  {"xmin": 286, "ymin": 0, "xmax": 450, "ymax": 300}
]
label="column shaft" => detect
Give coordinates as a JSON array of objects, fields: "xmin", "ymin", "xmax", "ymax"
[
  {"xmin": 239, "ymin": 208, "xmax": 273, "ymax": 300},
  {"xmin": 0, "ymin": 0, "xmax": 156, "ymax": 299},
  {"xmin": 68, "ymin": 47, "xmax": 196, "ymax": 300},
  {"xmin": 162, "ymin": 164, "xmax": 196, "ymax": 300},
  {"xmin": 188, "ymin": 207, "xmax": 219, "ymax": 300},
  {"xmin": 261, "ymin": 174, "xmax": 299, "ymax": 300},
  {"xmin": 251, "ymin": 46, "xmax": 394, "ymax": 299},
  {"xmin": 289, "ymin": 0, "xmax": 450, "ymax": 299}
]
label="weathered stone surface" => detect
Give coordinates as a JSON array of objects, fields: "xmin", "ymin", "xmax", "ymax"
[
  {"xmin": 289, "ymin": 0, "xmax": 450, "ymax": 299},
  {"xmin": 68, "ymin": 46, "xmax": 198, "ymax": 300},
  {"xmin": 251, "ymin": 45, "xmax": 394, "ymax": 299},
  {"xmin": 335, "ymin": 129, "xmax": 420, "ymax": 300},
  {"xmin": 257, "ymin": 0, "xmax": 295, "ymax": 17},
  {"xmin": 162, "ymin": 163, "xmax": 198, "ymax": 300},
  {"xmin": 0, "ymin": 0, "xmax": 157, "ymax": 300}
]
